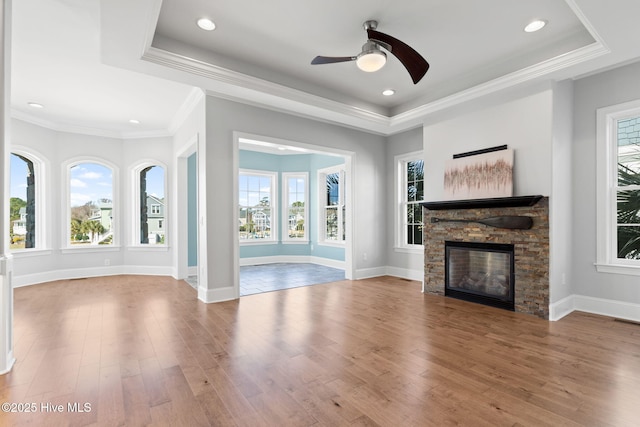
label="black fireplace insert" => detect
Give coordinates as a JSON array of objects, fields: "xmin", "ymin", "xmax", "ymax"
[{"xmin": 445, "ymin": 241, "xmax": 515, "ymax": 311}]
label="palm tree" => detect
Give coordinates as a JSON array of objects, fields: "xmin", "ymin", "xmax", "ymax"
[
  {"xmin": 407, "ymin": 159, "xmax": 424, "ymax": 199},
  {"xmin": 70, "ymin": 218, "xmax": 83, "ymax": 241},
  {"xmin": 617, "ymin": 163, "xmax": 640, "ymax": 258},
  {"xmin": 82, "ymin": 220, "xmax": 105, "ymax": 244}
]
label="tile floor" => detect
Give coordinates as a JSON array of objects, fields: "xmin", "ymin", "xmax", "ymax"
[
  {"xmin": 184, "ymin": 263, "xmax": 346, "ymax": 296},
  {"xmin": 240, "ymin": 263, "xmax": 345, "ymax": 296}
]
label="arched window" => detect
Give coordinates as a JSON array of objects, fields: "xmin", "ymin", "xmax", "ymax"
[
  {"xmin": 10, "ymin": 152, "xmax": 38, "ymax": 250},
  {"xmin": 67, "ymin": 161, "xmax": 115, "ymax": 246},
  {"xmin": 134, "ymin": 163, "xmax": 167, "ymax": 245}
]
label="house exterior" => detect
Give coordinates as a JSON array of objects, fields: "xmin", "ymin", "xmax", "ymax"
[
  {"xmin": 89, "ymin": 199, "xmax": 112, "ymax": 233},
  {"xmin": 11, "ymin": 207, "xmax": 26, "ymax": 236},
  {"xmin": 146, "ymin": 194, "xmax": 165, "ymax": 243}
]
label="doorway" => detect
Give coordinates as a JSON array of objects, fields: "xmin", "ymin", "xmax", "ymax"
[
  {"xmin": 234, "ymin": 132, "xmax": 355, "ymax": 296},
  {"xmin": 177, "ymin": 135, "xmax": 199, "ymax": 288}
]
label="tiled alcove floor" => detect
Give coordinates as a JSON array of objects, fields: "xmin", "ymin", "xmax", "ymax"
[{"xmin": 185, "ymin": 263, "xmax": 346, "ymax": 296}]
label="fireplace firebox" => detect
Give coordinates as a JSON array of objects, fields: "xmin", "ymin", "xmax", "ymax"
[{"xmin": 445, "ymin": 241, "xmax": 515, "ymax": 311}]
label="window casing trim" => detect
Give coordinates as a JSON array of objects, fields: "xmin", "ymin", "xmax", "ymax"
[
  {"xmin": 239, "ymin": 168, "xmax": 278, "ymax": 244},
  {"xmin": 596, "ymin": 99, "xmax": 640, "ymax": 275},
  {"xmin": 394, "ymin": 150, "xmax": 424, "ymax": 251},
  {"xmin": 10, "ymin": 146, "xmax": 49, "ymax": 251},
  {"xmin": 63, "ymin": 157, "xmax": 119, "ymax": 248},
  {"xmin": 318, "ymin": 165, "xmax": 346, "ymax": 246},
  {"xmin": 130, "ymin": 161, "xmax": 168, "ymax": 248},
  {"xmin": 282, "ymin": 172, "xmax": 309, "ymax": 243}
]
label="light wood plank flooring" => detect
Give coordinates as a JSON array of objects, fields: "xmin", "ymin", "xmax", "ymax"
[{"xmin": 1, "ymin": 275, "xmax": 639, "ymax": 426}]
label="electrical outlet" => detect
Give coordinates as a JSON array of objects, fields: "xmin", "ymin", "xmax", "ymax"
[
  {"xmin": 363, "ymin": 252, "xmax": 367, "ymax": 261},
  {"xmin": 104, "ymin": 259, "xmax": 110, "ymax": 266}
]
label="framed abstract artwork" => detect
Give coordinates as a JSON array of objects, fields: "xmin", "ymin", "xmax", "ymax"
[{"xmin": 443, "ymin": 146, "xmax": 513, "ymax": 200}]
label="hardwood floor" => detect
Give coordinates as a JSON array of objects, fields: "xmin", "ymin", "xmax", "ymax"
[{"xmin": 0, "ymin": 275, "xmax": 639, "ymax": 426}]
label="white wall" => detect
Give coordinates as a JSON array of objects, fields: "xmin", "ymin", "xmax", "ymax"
[
  {"xmin": 386, "ymin": 127, "xmax": 424, "ymax": 281},
  {"xmin": 423, "ymin": 90, "xmax": 553, "ymax": 201},
  {"xmin": 10, "ymin": 119, "xmax": 176, "ymax": 286},
  {"xmin": 549, "ymin": 80, "xmax": 574, "ymax": 310},
  {"xmin": 200, "ymin": 96, "xmax": 387, "ymax": 302},
  {"xmin": 570, "ymin": 61, "xmax": 640, "ymax": 317}
]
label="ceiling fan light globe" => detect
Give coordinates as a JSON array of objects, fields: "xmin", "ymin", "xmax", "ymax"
[{"xmin": 356, "ymin": 51, "xmax": 387, "ymax": 72}]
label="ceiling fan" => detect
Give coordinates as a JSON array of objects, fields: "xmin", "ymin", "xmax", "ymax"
[{"xmin": 311, "ymin": 20, "xmax": 430, "ymax": 84}]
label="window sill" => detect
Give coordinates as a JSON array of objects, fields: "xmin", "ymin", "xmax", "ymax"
[
  {"xmin": 393, "ymin": 246, "xmax": 424, "ymax": 254},
  {"xmin": 282, "ymin": 240, "xmax": 309, "ymax": 245},
  {"xmin": 595, "ymin": 262, "xmax": 640, "ymax": 276},
  {"xmin": 239, "ymin": 240, "xmax": 279, "ymax": 246},
  {"xmin": 61, "ymin": 245, "xmax": 121, "ymax": 254},
  {"xmin": 318, "ymin": 241, "xmax": 345, "ymax": 248},
  {"xmin": 127, "ymin": 245, "xmax": 170, "ymax": 252},
  {"xmin": 9, "ymin": 249, "xmax": 53, "ymax": 258}
]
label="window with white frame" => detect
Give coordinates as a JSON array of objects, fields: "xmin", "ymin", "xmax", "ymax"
[
  {"xmin": 239, "ymin": 170, "xmax": 277, "ymax": 242},
  {"xmin": 68, "ymin": 161, "xmax": 114, "ymax": 246},
  {"xmin": 9, "ymin": 151, "xmax": 45, "ymax": 250},
  {"xmin": 282, "ymin": 172, "xmax": 308, "ymax": 242},
  {"xmin": 319, "ymin": 165, "xmax": 346, "ymax": 243},
  {"xmin": 597, "ymin": 100, "xmax": 640, "ymax": 274},
  {"xmin": 396, "ymin": 152, "xmax": 425, "ymax": 249},
  {"xmin": 135, "ymin": 164, "xmax": 166, "ymax": 245}
]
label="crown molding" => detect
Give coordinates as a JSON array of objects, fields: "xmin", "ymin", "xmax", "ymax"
[
  {"xmin": 11, "ymin": 110, "xmax": 123, "ymax": 139},
  {"xmin": 144, "ymin": 34, "xmax": 608, "ymax": 136},
  {"xmin": 142, "ymin": 47, "xmax": 392, "ymax": 134},
  {"xmin": 11, "ymin": 109, "xmax": 173, "ymax": 140},
  {"xmin": 391, "ymin": 41, "xmax": 609, "ymax": 130}
]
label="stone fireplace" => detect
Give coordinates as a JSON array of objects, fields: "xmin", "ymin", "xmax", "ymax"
[{"xmin": 422, "ymin": 196, "xmax": 549, "ymax": 319}]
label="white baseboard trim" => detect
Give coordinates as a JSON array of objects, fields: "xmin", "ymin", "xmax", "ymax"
[
  {"xmin": 385, "ymin": 266, "xmax": 423, "ymax": 282},
  {"xmin": 0, "ymin": 352, "xmax": 16, "ymax": 375},
  {"xmin": 550, "ymin": 294, "xmax": 640, "ymax": 323},
  {"xmin": 355, "ymin": 267, "xmax": 388, "ymax": 280},
  {"xmin": 198, "ymin": 285, "xmax": 237, "ymax": 303},
  {"xmin": 309, "ymin": 256, "xmax": 345, "ymax": 270},
  {"xmin": 549, "ymin": 295, "xmax": 575, "ymax": 321},
  {"xmin": 188, "ymin": 266, "xmax": 197, "ymax": 276},
  {"xmin": 13, "ymin": 265, "xmax": 175, "ymax": 288},
  {"xmin": 240, "ymin": 255, "xmax": 345, "ymax": 270}
]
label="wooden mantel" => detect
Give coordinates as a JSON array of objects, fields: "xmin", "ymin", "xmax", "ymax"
[{"xmin": 421, "ymin": 195, "xmax": 543, "ymax": 211}]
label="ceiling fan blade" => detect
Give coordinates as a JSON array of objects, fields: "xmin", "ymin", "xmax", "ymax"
[
  {"xmin": 311, "ymin": 56, "xmax": 356, "ymax": 65},
  {"xmin": 367, "ymin": 29, "xmax": 429, "ymax": 84}
]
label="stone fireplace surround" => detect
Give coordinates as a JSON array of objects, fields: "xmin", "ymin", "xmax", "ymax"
[{"xmin": 422, "ymin": 196, "xmax": 549, "ymax": 319}]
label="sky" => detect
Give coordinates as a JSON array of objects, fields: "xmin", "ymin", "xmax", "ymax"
[
  {"xmin": 10, "ymin": 155, "xmax": 165, "ymax": 206},
  {"xmin": 238, "ymin": 174, "xmax": 272, "ymax": 206}
]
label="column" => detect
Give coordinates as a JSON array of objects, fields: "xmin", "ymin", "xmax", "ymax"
[{"xmin": 0, "ymin": 0, "xmax": 14, "ymax": 375}]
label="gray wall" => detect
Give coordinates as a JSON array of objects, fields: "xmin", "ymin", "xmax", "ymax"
[
  {"xmin": 572, "ymin": 61, "xmax": 640, "ymax": 305},
  {"xmin": 549, "ymin": 81, "xmax": 574, "ymax": 305},
  {"xmin": 204, "ymin": 96, "xmax": 387, "ymax": 296},
  {"xmin": 386, "ymin": 127, "xmax": 424, "ymax": 279}
]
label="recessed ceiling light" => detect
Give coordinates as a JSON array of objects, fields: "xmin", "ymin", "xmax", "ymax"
[
  {"xmin": 27, "ymin": 102, "xmax": 44, "ymax": 109},
  {"xmin": 524, "ymin": 19, "xmax": 547, "ymax": 33},
  {"xmin": 196, "ymin": 18, "xmax": 216, "ymax": 31},
  {"xmin": 129, "ymin": 119, "xmax": 140, "ymax": 124},
  {"xmin": 382, "ymin": 89, "xmax": 395, "ymax": 96}
]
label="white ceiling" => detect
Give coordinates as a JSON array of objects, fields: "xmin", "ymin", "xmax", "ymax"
[{"xmin": 10, "ymin": 0, "xmax": 640, "ymax": 138}]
